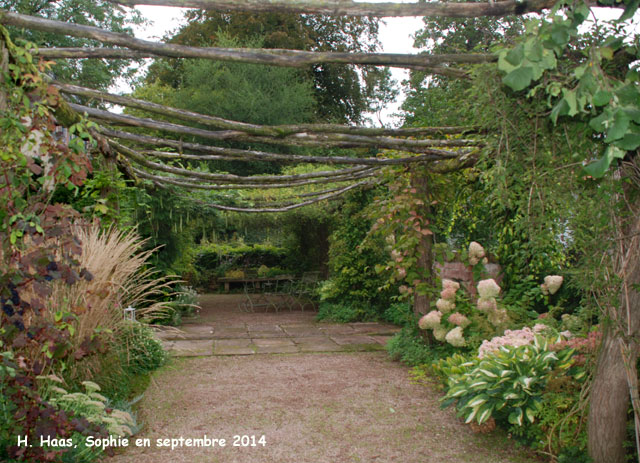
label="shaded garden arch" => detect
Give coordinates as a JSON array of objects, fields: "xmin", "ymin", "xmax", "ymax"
[{"xmin": 1, "ymin": 1, "xmax": 639, "ymax": 462}]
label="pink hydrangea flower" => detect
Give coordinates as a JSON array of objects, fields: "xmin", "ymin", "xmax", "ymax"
[
  {"xmin": 442, "ymin": 279, "xmax": 460, "ymax": 291},
  {"xmin": 478, "ymin": 327, "xmax": 538, "ymax": 358},
  {"xmin": 440, "ymin": 287, "xmax": 457, "ymax": 301},
  {"xmin": 448, "ymin": 312, "xmax": 471, "ymax": 328},
  {"xmin": 533, "ymin": 323, "xmax": 549, "ymax": 333},
  {"xmin": 477, "ymin": 279, "xmax": 501, "ymax": 298},
  {"xmin": 418, "ymin": 310, "xmax": 442, "ymax": 330}
]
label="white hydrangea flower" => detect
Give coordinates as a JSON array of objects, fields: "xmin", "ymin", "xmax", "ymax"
[
  {"xmin": 477, "ymin": 278, "xmax": 501, "ymax": 298},
  {"xmin": 544, "ymin": 275, "xmax": 564, "ymax": 295},
  {"xmin": 440, "ymin": 287, "xmax": 457, "ymax": 301},
  {"xmin": 477, "ymin": 297, "xmax": 497, "ymax": 312},
  {"xmin": 433, "ymin": 325, "xmax": 448, "ymax": 341},
  {"xmin": 436, "ymin": 298, "xmax": 456, "ymax": 313},
  {"xmin": 448, "ymin": 312, "xmax": 471, "ymax": 328},
  {"xmin": 418, "ymin": 310, "xmax": 442, "ymax": 330},
  {"xmin": 445, "ymin": 327, "xmax": 466, "ymax": 347},
  {"xmin": 469, "ymin": 241, "xmax": 485, "ymax": 261},
  {"xmin": 488, "ymin": 308, "xmax": 509, "ymax": 326},
  {"xmin": 442, "ymin": 279, "xmax": 460, "ymax": 291}
]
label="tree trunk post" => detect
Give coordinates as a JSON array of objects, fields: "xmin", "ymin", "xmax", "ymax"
[
  {"xmin": 0, "ymin": 38, "xmax": 7, "ymax": 112},
  {"xmin": 411, "ymin": 168, "xmax": 434, "ymax": 317},
  {"xmin": 588, "ymin": 160, "xmax": 640, "ymax": 463}
]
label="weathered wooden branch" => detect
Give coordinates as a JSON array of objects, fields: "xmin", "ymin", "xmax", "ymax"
[
  {"xmin": 110, "ymin": 140, "xmax": 377, "ymax": 183},
  {"xmin": 55, "ymin": 82, "xmax": 476, "ymax": 137},
  {"xmin": 181, "ymin": 180, "xmax": 371, "ymax": 213},
  {"xmin": 75, "ymin": 104, "xmax": 477, "ymax": 154},
  {"xmin": 0, "ymin": 11, "xmax": 494, "ymax": 69},
  {"xmin": 131, "ymin": 166, "xmax": 376, "ymax": 189},
  {"xmin": 102, "ymin": 127, "xmax": 471, "ymax": 166},
  {"xmin": 139, "ymin": 148, "xmax": 468, "ymax": 166},
  {"xmin": 40, "ymin": 48, "xmax": 472, "ymax": 78},
  {"xmin": 107, "ymin": 0, "xmax": 558, "ymax": 18}
]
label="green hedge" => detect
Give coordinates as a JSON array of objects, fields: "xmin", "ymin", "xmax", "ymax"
[{"xmin": 194, "ymin": 243, "xmax": 288, "ymax": 274}]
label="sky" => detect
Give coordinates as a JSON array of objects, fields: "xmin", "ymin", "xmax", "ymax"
[
  {"xmin": 118, "ymin": 3, "xmax": 637, "ymax": 127},
  {"xmin": 122, "ymin": 3, "xmax": 424, "ymax": 126}
]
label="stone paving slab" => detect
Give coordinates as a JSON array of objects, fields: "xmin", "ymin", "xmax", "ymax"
[
  {"xmin": 329, "ymin": 334, "xmax": 378, "ymax": 346},
  {"xmin": 280, "ymin": 326, "xmax": 324, "ymax": 337},
  {"xmin": 293, "ymin": 337, "xmax": 344, "ymax": 352},
  {"xmin": 214, "ymin": 339, "xmax": 255, "ymax": 355},
  {"xmin": 158, "ymin": 295, "xmax": 402, "ymax": 357},
  {"xmin": 317, "ymin": 324, "xmax": 355, "ymax": 335},
  {"xmin": 252, "ymin": 338, "xmax": 299, "ymax": 354},
  {"xmin": 166, "ymin": 340, "xmax": 213, "ymax": 357}
]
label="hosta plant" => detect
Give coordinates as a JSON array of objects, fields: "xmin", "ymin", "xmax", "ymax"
[{"xmin": 439, "ymin": 336, "xmax": 579, "ymax": 427}]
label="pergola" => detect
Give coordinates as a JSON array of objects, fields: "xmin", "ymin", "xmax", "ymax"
[{"xmin": 0, "ymin": 1, "xmax": 561, "ymax": 212}]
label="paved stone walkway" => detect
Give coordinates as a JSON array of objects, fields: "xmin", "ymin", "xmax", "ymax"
[{"xmin": 155, "ymin": 294, "xmax": 400, "ymax": 357}]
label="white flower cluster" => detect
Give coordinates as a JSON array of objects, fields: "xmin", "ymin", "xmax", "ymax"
[
  {"xmin": 541, "ymin": 275, "xmax": 563, "ymax": 295},
  {"xmin": 418, "ymin": 279, "xmax": 466, "ymax": 346},
  {"xmin": 476, "ymin": 278, "xmax": 508, "ymax": 327},
  {"xmin": 468, "ymin": 241, "xmax": 488, "ymax": 266},
  {"xmin": 435, "ymin": 279, "xmax": 459, "ymax": 314}
]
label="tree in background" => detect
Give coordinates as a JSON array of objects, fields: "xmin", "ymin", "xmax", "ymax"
[
  {"xmin": 0, "ymin": 0, "xmax": 143, "ymax": 89},
  {"xmin": 145, "ymin": 10, "xmax": 394, "ymax": 124}
]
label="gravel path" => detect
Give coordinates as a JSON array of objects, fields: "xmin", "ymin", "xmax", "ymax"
[{"xmin": 104, "ymin": 295, "xmax": 539, "ymax": 463}]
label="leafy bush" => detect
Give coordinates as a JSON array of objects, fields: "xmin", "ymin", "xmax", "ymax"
[
  {"xmin": 120, "ymin": 322, "xmax": 167, "ymax": 375},
  {"xmin": 382, "ymin": 302, "xmax": 414, "ymax": 326},
  {"xmin": 194, "ymin": 243, "xmax": 287, "ymax": 276},
  {"xmin": 439, "ymin": 336, "xmax": 578, "ymax": 427},
  {"xmin": 316, "ymin": 302, "xmax": 362, "ymax": 323},
  {"xmin": 386, "ymin": 327, "xmax": 444, "ymax": 366},
  {"xmin": 321, "ymin": 189, "xmax": 397, "ymax": 318},
  {"xmin": 43, "ymin": 378, "xmax": 138, "ymax": 462}
]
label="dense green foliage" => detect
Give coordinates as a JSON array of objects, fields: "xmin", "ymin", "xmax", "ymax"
[{"xmin": 147, "ymin": 10, "xmax": 395, "ymax": 124}]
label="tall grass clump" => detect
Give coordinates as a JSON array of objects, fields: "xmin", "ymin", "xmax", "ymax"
[{"xmin": 47, "ymin": 223, "xmax": 179, "ymax": 388}]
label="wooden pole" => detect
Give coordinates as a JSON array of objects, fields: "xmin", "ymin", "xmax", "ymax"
[
  {"xmin": 0, "ymin": 10, "xmax": 494, "ymax": 69},
  {"xmin": 106, "ymin": 0, "xmax": 558, "ymax": 18}
]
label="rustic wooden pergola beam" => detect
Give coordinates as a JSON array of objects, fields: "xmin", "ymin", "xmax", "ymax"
[
  {"xmin": 180, "ymin": 180, "xmax": 372, "ymax": 213},
  {"xmin": 110, "ymin": 140, "xmax": 377, "ymax": 183},
  {"xmin": 74, "ymin": 104, "xmax": 477, "ymax": 154},
  {"xmin": 107, "ymin": 0, "xmax": 557, "ymax": 18},
  {"xmin": 0, "ymin": 10, "xmax": 494, "ymax": 69},
  {"xmin": 132, "ymin": 166, "xmax": 376, "ymax": 189},
  {"xmin": 102, "ymin": 128, "xmax": 468, "ymax": 167},
  {"xmin": 55, "ymin": 82, "xmax": 475, "ymax": 137}
]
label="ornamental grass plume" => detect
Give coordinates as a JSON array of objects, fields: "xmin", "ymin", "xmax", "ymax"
[
  {"xmin": 418, "ymin": 310, "xmax": 442, "ymax": 330},
  {"xmin": 47, "ymin": 223, "xmax": 181, "ymax": 381},
  {"xmin": 448, "ymin": 312, "xmax": 471, "ymax": 328},
  {"xmin": 468, "ymin": 241, "xmax": 486, "ymax": 266},
  {"xmin": 445, "ymin": 327, "xmax": 466, "ymax": 347},
  {"xmin": 477, "ymin": 279, "xmax": 501, "ymax": 298},
  {"xmin": 541, "ymin": 275, "xmax": 564, "ymax": 295}
]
